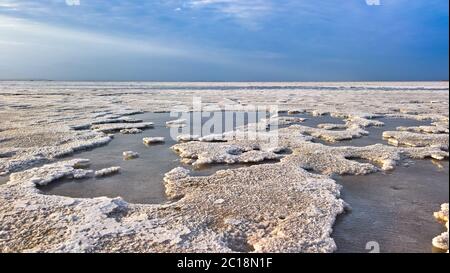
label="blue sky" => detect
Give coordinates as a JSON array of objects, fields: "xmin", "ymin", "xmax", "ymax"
[{"xmin": 0, "ymin": 0, "xmax": 448, "ymax": 81}]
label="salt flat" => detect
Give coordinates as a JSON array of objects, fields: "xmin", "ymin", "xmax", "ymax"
[{"xmin": 0, "ymin": 81, "xmax": 448, "ymax": 253}]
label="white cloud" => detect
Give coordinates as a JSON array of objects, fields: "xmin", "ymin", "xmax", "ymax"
[
  {"xmin": 65, "ymin": 0, "xmax": 81, "ymax": 6},
  {"xmin": 0, "ymin": 40, "xmax": 26, "ymax": 46},
  {"xmin": 366, "ymin": 0, "xmax": 381, "ymax": 6},
  {"xmin": 0, "ymin": 15, "xmax": 190, "ymax": 58},
  {"xmin": 0, "ymin": 15, "xmax": 292, "ymax": 80},
  {"xmin": 187, "ymin": 0, "xmax": 273, "ymax": 28},
  {"xmin": 0, "ymin": 0, "xmax": 19, "ymax": 9}
]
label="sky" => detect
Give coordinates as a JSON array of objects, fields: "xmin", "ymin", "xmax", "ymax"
[{"xmin": 0, "ymin": 0, "xmax": 448, "ymax": 81}]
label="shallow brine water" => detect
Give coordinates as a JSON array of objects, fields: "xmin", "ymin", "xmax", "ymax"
[
  {"xmin": 2, "ymin": 112, "xmax": 448, "ymax": 253},
  {"xmin": 0, "ymin": 175, "xmax": 8, "ymax": 184},
  {"xmin": 321, "ymin": 117, "xmax": 432, "ymax": 147},
  {"xmin": 41, "ymin": 113, "xmax": 176, "ymax": 204},
  {"xmin": 40, "ymin": 112, "xmax": 270, "ymax": 204},
  {"xmin": 333, "ymin": 160, "xmax": 449, "ymax": 253},
  {"xmin": 278, "ymin": 112, "xmax": 346, "ymax": 128}
]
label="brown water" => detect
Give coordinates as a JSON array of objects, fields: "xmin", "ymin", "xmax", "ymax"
[{"xmin": 0, "ymin": 175, "xmax": 8, "ymax": 184}]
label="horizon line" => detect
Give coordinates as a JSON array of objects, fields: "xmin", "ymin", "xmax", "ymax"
[{"xmin": 0, "ymin": 79, "xmax": 449, "ymax": 83}]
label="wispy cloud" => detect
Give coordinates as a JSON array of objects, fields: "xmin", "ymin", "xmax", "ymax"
[
  {"xmin": 65, "ymin": 0, "xmax": 81, "ymax": 6},
  {"xmin": 187, "ymin": 0, "xmax": 274, "ymax": 28},
  {"xmin": 0, "ymin": 0, "xmax": 447, "ymax": 81},
  {"xmin": 0, "ymin": 14, "xmax": 293, "ymax": 80},
  {"xmin": 0, "ymin": 0, "xmax": 19, "ymax": 9},
  {"xmin": 0, "ymin": 14, "xmax": 203, "ymax": 59},
  {"xmin": 366, "ymin": 0, "xmax": 381, "ymax": 6}
]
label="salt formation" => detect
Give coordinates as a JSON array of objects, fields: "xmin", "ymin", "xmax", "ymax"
[
  {"xmin": 0, "ymin": 81, "xmax": 449, "ymax": 253},
  {"xmin": 172, "ymin": 142, "xmax": 282, "ymax": 167},
  {"xmin": 289, "ymin": 125, "xmax": 369, "ymax": 142},
  {"xmin": 94, "ymin": 167, "xmax": 121, "ymax": 178},
  {"xmin": 198, "ymin": 134, "xmax": 227, "ymax": 142},
  {"xmin": 91, "ymin": 117, "xmax": 143, "ymax": 125},
  {"xmin": 432, "ymin": 203, "xmax": 449, "ymax": 252},
  {"xmin": 382, "ymin": 131, "xmax": 449, "ymax": 149},
  {"xmin": 397, "ymin": 125, "xmax": 449, "ymax": 134},
  {"xmin": 261, "ymin": 116, "xmax": 306, "ymax": 126},
  {"xmin": 120, "ymin": 128, "xmax": 143, "ymax": 134},
  {"xmin": 312, "ymin": 110, "xmax": 330, "ymax": 116},
  {"xmin": 0, "ymin": 158, "xmax": 346, "ymax": 253},
  {"xmin": 92, "ymin": 122, "xmax": 154, "ymax": 133},
  {"xmin": 70, "ymin": 117, "xmax": 143, "ymax": 131},
  {"xmin": 177, "ymin": 134, "xmax": 200, "ymax": 142},
  {"xmin": 143, "ymin": 137, "xmax": 165, "ymax": 145},
  {"xmin": 345, "ymin": 116, "xmax": 384, "ymax": 128},
  {"xmin": 434, "ymin": 204, "xmax": 449, "ymax": 223},
  {"xmin": 8, "ymin": 159, "xmax": 92, "ymax": 186},
  {"xmin": 172, "ymin": 125, "xmax": 448, "ymax": 174},
  {"xmin": 166, "ymin": 119, "xmax": 187, "ymax": 127},
  {"xmin": 0, "ymin": 132, "xmax": 112, "ymax": 176},
  {"xmin": 123, "ymin": 151, "xmax": 139, "ymax": 160},
  {"xmin": 73, "ymin": 169, "xmax": 95, "ymax": 179},
  {"xmin": 317, "ymin": 124, "xmax": 347, "ymax": 130}
]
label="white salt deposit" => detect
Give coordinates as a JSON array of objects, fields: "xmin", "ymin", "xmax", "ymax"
[
  {"xmin": 94, "ymin": 167, "xmax": 121, "ymax": 178},
  {"xmin": 143, "ymin": 137, "xmax": 165, "ymax": 145}
]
